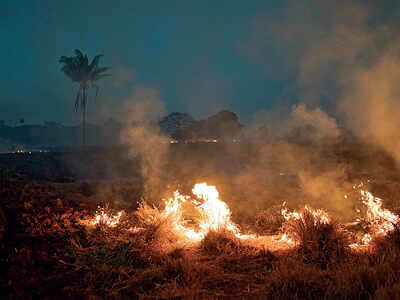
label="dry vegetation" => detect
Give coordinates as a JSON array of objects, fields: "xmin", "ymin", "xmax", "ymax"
[{"xmin": 2, "ymin": 144, "xmax": 400, "ymax": 299}]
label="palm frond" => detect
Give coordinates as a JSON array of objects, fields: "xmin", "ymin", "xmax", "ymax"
[
  {"xmin": 74, "ymin": 49, "xmax": 84, "ymax": 61},
  {"xmin": 89, "ymin": 66, "xmax": 111, "ymax": 82},
  {"xmin": 59, "ymin": 56, "xmax": 73, "ymax": 64},
  {"xmin": 60, "ymin": 50, "xmax": 110, "ymax": 115},
  {"xmin": 61, "ymin": 65, "xmax": 81, "ymax": 82},
  {"xmin": 89, "ymin": 54, "xmax": 104, "ymax": 71},
  {"xmin": 92, "ymin": 67, "xmax": 110, "ymax": 74},
  {"xmin": 91, "ymin": 73, "xmax": 111, "ymax": 81}
]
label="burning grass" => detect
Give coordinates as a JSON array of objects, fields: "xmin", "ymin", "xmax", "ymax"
[
  {"xmin": 282, "ymin": 206, "xmax": 351, "ymax": 268},
  {"xmin": 2, "ymin": 175, "xmax": 400, "ymax": 298}
]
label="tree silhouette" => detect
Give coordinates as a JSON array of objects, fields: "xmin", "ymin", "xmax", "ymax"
[{"xmin": 59, "ymin": 49, "xmax": 110, "ymax": 145}]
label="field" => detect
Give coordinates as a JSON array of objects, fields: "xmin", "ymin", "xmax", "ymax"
[{"xmin": 1, "ymin": 141, "xmax": 400, "ymax": 299}]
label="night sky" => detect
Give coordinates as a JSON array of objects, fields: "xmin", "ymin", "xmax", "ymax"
[{"xmin": 1, "ymin": 0, "xmax": 398, "ymax": 125}]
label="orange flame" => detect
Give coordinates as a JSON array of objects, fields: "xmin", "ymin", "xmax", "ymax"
[
  {"xmin": 84, "ymin": 181, "xmax": 398, "ymax": 252},
  {"xmin": 161, "ymin": 183, "xmax": 245, "ymax": 242},
  {"xmin": 281, "ymin": 203, "xmax": 330, "ymax": 225},
  {"xmin": 279, "ymin": 203, "xmax": 330, "ymax": 244},
  {"xmin": 91, "ymin": 207, "xmax": 124, "ymax": 227},
  {"xmin": 350, "ymin": 190, "xmax": 398, "ymax": 249}
]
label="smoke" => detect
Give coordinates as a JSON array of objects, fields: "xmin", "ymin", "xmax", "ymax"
[
  {"xmin": 248, "ymin": 103, "xmax": 340, "ymax": 141},
  {"xmin": 297, "ymin": 169, "xmax": 354, "ymax": 219},
  {"xmin": 119, "ymin": 86, "xmax": 169, "ymax": 202},
  {"xmin": 92, "ymin": 0, "xmax": 400, "ymax": 224},
  {"xmin": 240, "ymin": 0, "xmax": 394, "ymax": 107},
  {"xmin": 228, "ymin": 102, "xmax": 349, "ymax": 221},
  {"xmin": 99, "ymin": 85, "xmax": 164, "ymax": 123},
  {"xmin": 288, "ymin": 103, "xmax": 340, "ymax": 139},
  {"xmin": 340, "ymin": 45, "xmax": 400, "ymax": 166},
  {"xmin": 111, "ymin": 66, "xmax": 137, "ymax": 88},
  {"xmin": 226, "ymin": 0, "xmax": 400, "ymax": 222}
]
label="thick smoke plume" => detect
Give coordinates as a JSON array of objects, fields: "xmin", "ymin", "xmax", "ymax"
[
  {"xmin": 244, "ymin": 0, "xmax": 400, "ymax": 157},
  {"xmin": 340, "ymin": 45, "xmax": 400, "ymax": 166},
  {"xmin": 227, "ymin": 0, "xmax": 400, "ymax": 221},
  {"xmin": 96, "ymin": 0, "xmax": 400, "ymax": 225},
  {"xmin": 230, "ymin": 103, "xmax": 352, "ymax": 221}
]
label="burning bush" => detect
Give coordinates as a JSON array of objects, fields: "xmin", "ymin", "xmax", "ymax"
[{"xmin": 283, "ymin": 206, "xmax": 350, "ymax": 268}]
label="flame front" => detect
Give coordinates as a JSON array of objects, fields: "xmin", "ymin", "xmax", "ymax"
[
  {"xmin": 349, "ymin": 190, "xmax": 399, "ymax": 249},
  {"xmin": 281, "ymin": 203, "xmax": 330, "ymax": 225},
  {"xmin": 194, "ymin": 183, "xmax": 240, "ymax": 234},
  {"xmin": 85, "ymin": 181, "xmax": 399, "ymax": 252},
  {"xmin": 161, "ymin": 183, "xmax": 243, "ymax": 242},
  {"xmin": 361, "ymin": 190, "xmax": 399, "ymax": 231}
]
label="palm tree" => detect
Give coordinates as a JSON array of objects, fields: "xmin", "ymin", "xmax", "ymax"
[{"xmin": 59, "ymin": 49, "xmax": 110, "ymax": 145}]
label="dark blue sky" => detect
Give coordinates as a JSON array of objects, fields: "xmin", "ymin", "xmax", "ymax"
[
  {"xmin": 1, "ymin": 0, "xmax": 288, "ymax": 125},
  {"xmin": 1, "ymin": 0, "xmax": 397, "ymax": 125}
]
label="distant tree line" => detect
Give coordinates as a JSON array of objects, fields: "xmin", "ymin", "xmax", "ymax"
[
  {"xmin": 159, "ymin": 110, "xmax": 243, "ymax": 142},
  {"xmin": 0, "ymin": 110, "xmax": 244, "ymax": 150}
]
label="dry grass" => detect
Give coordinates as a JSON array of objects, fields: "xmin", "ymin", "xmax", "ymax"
[
  {"xmin": 4, "ymin": 200, "xmax": 400, "ymax": 299},
  {"xmin": 2, "ymin": 172, "xmax": 400, "ymax": 298},
  {"xmin": 254, "ymin": 204, "xmax": 285, "ymax": 235},
  {"xmin": 283, "ymin": 207, "xmax": 351, "ymax": 268}
]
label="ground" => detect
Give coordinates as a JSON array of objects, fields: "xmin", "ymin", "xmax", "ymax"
[{"xmin": 1, "ymin": 142, "xmax": 400, "ymax": 299}]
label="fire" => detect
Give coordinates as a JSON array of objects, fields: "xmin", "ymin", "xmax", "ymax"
[
  {"xmin": 361, "ymin": 190, "xmax": 398, "ymax": 229},
  {"xmin": 83, "ymin": 181, "xmax": 399, "ymax": 252},
  {"xmin": 273, "ymin": 232, "xmax": 295, "ymax": 245},
  {"xmin": 279, "ymin": 203, "xmax": 331, "ymax": 244},
  {"xmin": 161, "ymin": 190, "xmax": 203, "ymax": 241},
  {"xmin": 281, "ymin": 203, "xmax": 330, "ymax": 225},
  {"xmin": 91, "ymin": 207, "xmax": 124, "ymax": 227},
  {"xmin": 161, "ymin": 183, "xmax": 244, "ymax": 242},
  {"xmin": 349, "ymin": 190, "xmax": 399, "ymax": 249},
  {"xmin": 280, "ymin": 188, "xmax": 398, "ymax": 250},
  {"xmin": 193, "ymin": 183, "xmax": 240, "ymax": 233}
]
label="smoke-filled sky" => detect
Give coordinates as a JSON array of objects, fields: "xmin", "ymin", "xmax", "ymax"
[{"xmin": 1, "ymin": 0, "xmax": 399, "ymax": 125}]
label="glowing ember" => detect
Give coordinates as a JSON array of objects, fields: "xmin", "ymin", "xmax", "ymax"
[
  {"xmin": 128, "ymin": 226, "xmax": 145, "ymax": 233},
  {"xmin": 92, "ymin": 207, "xmax": 124, "ymax": 227},
  {"xmin": 273, "ymin": 233, "xmax": 295, "ymax": 245}
]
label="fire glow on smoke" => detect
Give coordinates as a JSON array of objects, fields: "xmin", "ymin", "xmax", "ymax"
[{"xmin": 88, "ymin": 182, "xmax": 399, "ymax": 251}]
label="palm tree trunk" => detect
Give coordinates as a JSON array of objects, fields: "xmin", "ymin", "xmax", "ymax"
[{"xmin": 82, "ymin": 88, "xmax": 86, "ymax": 146}]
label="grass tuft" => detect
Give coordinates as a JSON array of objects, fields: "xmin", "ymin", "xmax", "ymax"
[{"xmin": 284, "ymin": 207, "xmax": 351, "ymax": 268}]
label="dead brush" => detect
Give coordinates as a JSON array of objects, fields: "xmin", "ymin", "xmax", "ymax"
[
  {"xmin": 254, "ymin": 204, "xmax": 285, "ymax": 235},
  {"xmin": 199, "ymin": 229, "xmax": 268, "ymax": 259},
  {"xmin": 133, "ymin": 201, "xmax": 184, "ymax": 255},
  {"xmin": 373, "ymin": 222, "xmax": 400, "ymax": 259},
  {"xmin": 200, "ymin": 229, "xmax": 244, "ymax": 256},
  {"xmin": 117, "ymin": 246, "xmax": 213, "ymax": 298},
  {"xmin": 284, "ymin": 207, "xmax": 350, "ymax": 268}
]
